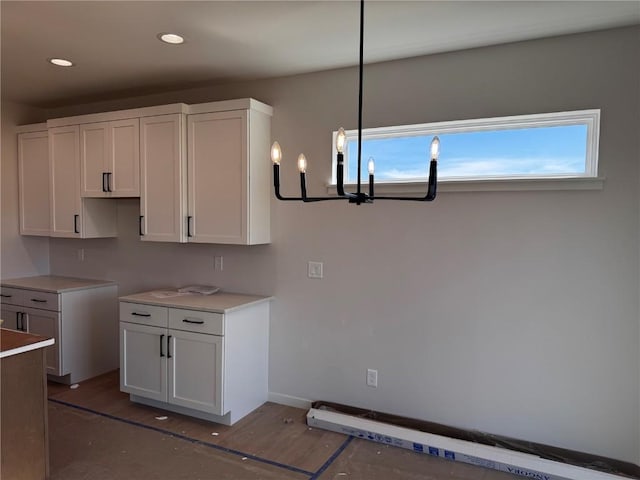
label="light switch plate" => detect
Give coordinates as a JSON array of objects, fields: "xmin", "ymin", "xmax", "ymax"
[{"xmin": 308, "ymin": 261, "xmax": 323, "ymax": 279}]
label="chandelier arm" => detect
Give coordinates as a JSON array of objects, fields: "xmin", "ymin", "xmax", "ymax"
[
  {"xmin": 275, "ymin": 163, "xmax": 365, "ymax": 201},
  {"xmin": 370, "ymin": 195, "xmax": 436, "ymax": 202},
  {"xmin": 303, "ymin": 196, "xmax": 352, "ymax": 202},
  {"xmin": 363, "ymin": 159, "xmax": 437, "ymax": 201},
  {"xmin": 275, "ymin": 192, "xmax": 349, "ymax": 202},
  {"xmin": 273, "ymin": 165, "xmax": 307, "ymax": 200},
  {"xmin": 273, "ymin": 188, "xmax": 305, "ymax": 201}
]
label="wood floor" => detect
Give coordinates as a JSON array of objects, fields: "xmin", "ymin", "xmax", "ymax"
[{"xmin": 46, "ymin": 371, "xmax": 521, "ymax": 480}]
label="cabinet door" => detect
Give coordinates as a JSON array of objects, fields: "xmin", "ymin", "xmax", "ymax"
[
  {"xmin": 140, "ymin": 114, "xmax": 186, "ymax": 242},
  {"xmin": 49, "ymin": 125, "xmax": 81, "ymax": 237},
  {"xmin": 80, "ymin": 122, "xmax": 109, "ymax": 197},
  {"xmin": 23, "ymin": 307, "xmax": 61, "ymax": 376},
  {"xmin": 110, "ymin": 119, "xmax": 140, "ymax": 197},
  {"xmin": 120, "ymin": 322, "xmax": 167, "ymax": 402},
  {"xmin": 187, "ymin": 111, "xmax": 247, "ymax": 244},
  {"xmin": 168, "ymin": 329, "xmax": 224, "ymax": 415},
  {"xmin": 81, "ymin": 119, "xmax": 140, "ymax": 198},
  {"xmin": 1, "ymin": 305, "xmax": 22, "ymax": 331},
  {"xmin": 18, "ymin": 130, "xmax": 50, "ymax": 235}
]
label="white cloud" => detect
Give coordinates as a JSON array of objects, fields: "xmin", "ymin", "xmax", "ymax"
[{"xmin": 438, "ymin": 156, "xmax": 583, "ymax": 178}]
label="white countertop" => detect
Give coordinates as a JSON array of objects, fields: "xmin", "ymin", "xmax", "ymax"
[
  {"xmin": 2, "ymin": 275, "xmax": 116, "ymax": 293},
  {"xmin": 120, "ymin": 290, "xmax": 272, "ymax": 313}
]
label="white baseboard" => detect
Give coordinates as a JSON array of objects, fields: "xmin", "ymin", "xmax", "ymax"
[{"xmin": 268, "ymin": 391, "xmax": 312, "ymax": 410}]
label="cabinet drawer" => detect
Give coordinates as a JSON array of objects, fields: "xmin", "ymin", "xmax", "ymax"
[
  {"xmin": 1, "ymin": 287, "xmax": 59, "ymax": 311},
  {"xmin": 169, "ymin": 308, "xmax": 224, "ymax": 336},
  {"xmin": 0, "ymin": 287, "xmax": 26, "ymax": 306},
  {"xmin": 120, "ymin": 302, "xmax": 168, "ymax": 328},
  {"xmin": 22, "ymin": 291, "xmax": 60, "ymax": 311}
]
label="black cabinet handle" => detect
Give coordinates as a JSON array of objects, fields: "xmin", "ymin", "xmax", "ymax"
[
  {"xmin": 139, "ymin": 216, "xmax": 144, "ymax": 236},
  {"xmin": 0, "ymin": 294, "xmax": 12, "ymax": 298},
  {"xmin": 182, "ymin": 318, "xmax": 205, "ymax": 325},
  {"xmin": 160, "ymin": 334, "xmax": 165, "ymax": 357},
  {"xmin": 74, "ymin": 214, "xmax": 80, "ymax": 234},
  {"xmin": 17, "ymin": 312, "xmax": 27, "ymax": 331},
  {"xmin": 167, "ymin": 335, "xmax": 172, "ymax": 358},
  {"xmin": 102, "ymin": 172, "xmax": 108, "ymax": 192},
  {"xmin": 107, "ymin": 172, "xmax": 113, "ymax": 192},
  {"xmin": 30, "ymin": 298, "xmax": 47, "ymax": 303},
  {"xmin": 131, "ymin": 312, "xmax": 151, "ymax": 317},
  {"xmin": 187, "ymin": 216, "xmax": 193, "ymax": 238}
]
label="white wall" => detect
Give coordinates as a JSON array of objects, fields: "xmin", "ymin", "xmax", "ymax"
[
  {"xmin": 1, "ymin": 101, "xmax": 50, "ymax": 277},
  {"xmin": 9, "ymin": 26, "xmax": 640, "ymax": 462}
]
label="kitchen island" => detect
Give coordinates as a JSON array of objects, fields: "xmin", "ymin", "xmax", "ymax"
[{"xmin": 1, "ymin": 328, "xmax": 54, "ymax": 479}]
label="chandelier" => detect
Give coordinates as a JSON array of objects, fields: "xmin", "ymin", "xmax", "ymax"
[{"xmin": 270, "ymin": 0, "xmax": 439, "ymax": 205}]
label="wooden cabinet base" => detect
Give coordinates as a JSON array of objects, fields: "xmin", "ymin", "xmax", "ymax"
[{"xmin": 1, "ymin": 348, "xmax": 49, "ymax": 479}]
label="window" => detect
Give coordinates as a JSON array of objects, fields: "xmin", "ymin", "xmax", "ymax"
[{"xmin": 331, "ymin": 110, "xmax": 601, "ymax": 192}]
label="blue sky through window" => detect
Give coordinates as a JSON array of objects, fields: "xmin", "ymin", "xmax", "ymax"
[{"xmin": 346, "ymin": 124, "xmax": 589, "ymax": 182}]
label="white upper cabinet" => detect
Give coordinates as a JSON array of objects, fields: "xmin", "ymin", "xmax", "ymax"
[
  {"xmin": 49, "ymin": 125, "xmax": 82, "ymax": 237},
  {"xmin": 185, "ymin": 100, "xmax": 272, "ymax": 245},
  {"xmin": 140, "ymin": 114, "xmax": 187, "ymax": 242},
  {"xmin": 49, "ymin": 125, "xmax": 117, "ymax": 238},
  {"xmin": 19, "ymin": 100, "xmax": 269, "ymax": 242},
  {"xmin": 17, "ymin": 126, "xmax": 50, "ymax": 236},
  {"xmin": 187, "ymin": 110, "xmax": 248, "ymax": 244},
  {"xmin": 139, "ymin": 99, "xmax": 272, "ymax": 245},
  {"xmin": 80, "ymin": 118, "xmax": 140, "ymax": 197}
]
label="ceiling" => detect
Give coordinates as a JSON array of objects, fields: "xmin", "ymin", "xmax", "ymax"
[{"xmin": 2, "ymin": 1, "xmax": 639, "ymax": 108}]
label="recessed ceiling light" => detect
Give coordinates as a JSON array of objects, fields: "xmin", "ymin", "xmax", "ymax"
[
  {"xmin": 49, "ymin": 58, "xmax": 74, "ymax": 67},
  {"xmin": 158, "ymin": 33, "xmax": 185, "ymax": 45}
]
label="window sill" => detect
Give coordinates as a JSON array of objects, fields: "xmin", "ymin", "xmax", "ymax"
[{"xmin": 327, "ymin": 177, "xmax": 605, "ymax": 195}]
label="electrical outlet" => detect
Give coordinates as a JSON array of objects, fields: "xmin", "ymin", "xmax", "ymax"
[
  {"xmin": 367, "ymin": 368, "xmax": 378, "ymax": 387},
  {"xmin": 77, "ymin": 249, "xmax": 85, "ymax": 262},
  {"xmin": 308, "ymin": 261, "xmax": 323, "ymax": 279},
  {"xmin": 214, "ymin": 256, "xmax": 224, "ymax": 271}
]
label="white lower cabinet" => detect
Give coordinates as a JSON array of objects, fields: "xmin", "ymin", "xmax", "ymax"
[
  {"xmin": 1, "ymin": 304, "xmax": 21, "ymax": 331},
  {"xmin": 169, "ymin": 329, "xmax": 223, "ymax": 414},
  {"xmin": 120, "ymin": 323, "xmax": 224, "ymax": 414},
  {"xmin": 119, "ymin": 291, "xmax": 270, "ymax": 425},
  {"xmin": 18, "ymin": 306, "xmax": 61, "ymax": 376},
  {"xmin": 1, "ymin": 294, "xmax": 63, "ymax": 376},
  {"xmin": 120, "ymin": 322, "xmax": 167, "ymax": 402},
  {"xmin": 0, "ymin": 276, "xmax": 118, "ymax": 382}
]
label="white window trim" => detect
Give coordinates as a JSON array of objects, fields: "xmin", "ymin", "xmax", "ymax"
[{"xmin": 328, "ymin": 109, "xmax": 602, "ymax": 193}]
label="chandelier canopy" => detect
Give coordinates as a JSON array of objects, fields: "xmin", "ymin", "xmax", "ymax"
[{"xmin": 271, "ymin": 0, "xmax": 439, "ymax": 205}]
